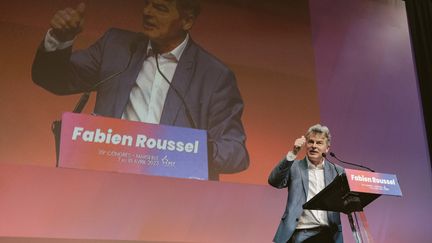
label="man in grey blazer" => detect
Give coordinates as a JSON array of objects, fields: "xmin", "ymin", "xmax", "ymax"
[
  {"xmin": 268, "ymin": 124, "xmax": 343, "ymax": 243},
  {"xmin": 32, "ymin": 0, "xmax": 249, "ymax": 180}
]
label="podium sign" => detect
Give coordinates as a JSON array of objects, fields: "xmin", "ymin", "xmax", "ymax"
[
  {"xmin": 303, "ymin": 169, "xmax": 402, "ymax": 243},
  {"xmin": 59, "ymin": 112, "xmax": 208, "ymax": 180},
  {"xmin": 345, "ymin": 169, "xmax": 402, "ymax": 196}
]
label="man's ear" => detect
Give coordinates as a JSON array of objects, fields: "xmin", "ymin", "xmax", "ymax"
[{"xmin": 182, "ymin": 14, "xmax": 195, "ymax": 31}]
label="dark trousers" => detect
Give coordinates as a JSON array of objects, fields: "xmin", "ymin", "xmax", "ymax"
[{"xmin": 289, "ymin": 227, "xmax": 334, "ymax": 243}]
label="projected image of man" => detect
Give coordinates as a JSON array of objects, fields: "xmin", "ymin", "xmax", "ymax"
[{"xmin": 32, "ymin": 0, "xmax": 249, "ymax": 180}]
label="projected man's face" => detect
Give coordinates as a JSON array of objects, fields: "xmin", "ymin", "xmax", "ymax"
[
  {"xmin": 141, "ymin": 0, "xmax": 193, "ymax": 51},
  {"xmin": 305, "ymin": 133, "xmax": 329, "ymax": 165}
]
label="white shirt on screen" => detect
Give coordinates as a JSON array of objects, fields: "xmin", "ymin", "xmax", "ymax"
[
  {"xmin": 122, "ymin": 35, "xmax": 189, "ymax": 124},
  {"xmin": 44, "ymin": 29, "xmax": 75, "ymax": 51}
]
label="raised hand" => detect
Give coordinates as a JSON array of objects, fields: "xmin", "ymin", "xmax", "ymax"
[
  {"xmin": 50, "ymin": 2, "xmax": 86, "ymax": 42},
  {"xmin": 292, "ymin": 135, "xmax": 306, "ymax": 155}
]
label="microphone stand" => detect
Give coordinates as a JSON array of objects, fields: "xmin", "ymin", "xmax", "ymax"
[
  {"xmin": 154, "ymin": 53, "xmax": 197, "ymax": 129},
  {"xmin": 52, "ymin": 90, "xmax": 90, "ymax": 167},
  {"xmin": 330, "ymin": 152, "xmax": 375, "ymax": 172},
  {"xmin": 322, "ymin": 152, "xmax": 341, "ymax": 177},
  {"xmin": 51, "ymin": 91, "xmax": 93, "ymax": 166}
]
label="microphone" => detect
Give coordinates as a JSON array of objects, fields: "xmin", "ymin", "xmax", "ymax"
[
  {"xmin": 154, "ymin": 53, "xmax": 197, "ymax": 129},
  {"xmin": 72, "ymin": 34, "xmax": 143, "ymax": 113},
  {"xmin": 329, "ymin": 152, "xmax": 375, "ymax": 172},
  {"xmin": 322, "ymin": 153, "xmax": 341, "ymax": 176}
]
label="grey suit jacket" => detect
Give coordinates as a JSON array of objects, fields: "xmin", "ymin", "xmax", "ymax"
[
  {"xmin": 268, "ymin": 157, "xmax": 344, "ymax": 243},
  {"xmin": 32, "ymin": 28, "xmax": 249, "ymax": 180}
]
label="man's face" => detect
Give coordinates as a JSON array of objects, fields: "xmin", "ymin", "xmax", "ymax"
[
  {"xmin": 142, "ymin": 0, "xmax": 192, "ymax": 47},
  {"xmin": 305, "ymin": 132, "xmax": 330, "ymax": 165}
]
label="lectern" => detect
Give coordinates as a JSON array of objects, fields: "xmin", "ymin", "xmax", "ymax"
[
  {"xmin": 53, "ymin": 112, "xmax": 209, "ymax": 180},
  {"xmin": 303, "ymin": 169, "xmax": 402, "ymax": 243}
]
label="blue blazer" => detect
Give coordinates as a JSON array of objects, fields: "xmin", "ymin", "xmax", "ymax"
[
  {"xmin": 268, "ymin": 157, "xmax": 344, "ymax": 243},
  {"xmin": 32, "ymin": 28, "xmax": 249, "ymax": 180}
]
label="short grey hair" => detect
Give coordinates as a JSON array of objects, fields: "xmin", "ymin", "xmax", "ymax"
[
  {"xmin": 305, "ymin": 124, "xmax": 331, "ymax": 145},
  {"xmin": 176, "ymin": 0, "xmax": 201, "ymax": 18}
]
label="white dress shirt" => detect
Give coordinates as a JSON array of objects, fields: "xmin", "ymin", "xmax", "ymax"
[
  {"xmin": 286, "ymin": 152, "xmax": 329, "ymax": 229},
  {"xmin": 44, "ymin": 29, "xmax": 75, "ymax": 51},
  {"xmin": 122, "ymin": 35, "xmax": 189, "ymax": 124},
  {"xmin": 296, "ymin": 157, "xmax": 329, "ymax": 229}
]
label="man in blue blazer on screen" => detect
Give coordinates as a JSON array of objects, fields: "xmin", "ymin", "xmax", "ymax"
[
  {"xmin": 268, "ymin": 124, "xmax": 344, "ymax": 243},
  {"xmin": 32, "ymin": 0, "xmax": 249, "ymax": 180}
]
